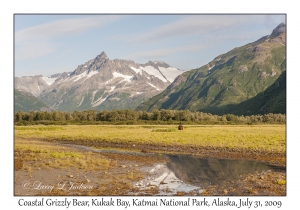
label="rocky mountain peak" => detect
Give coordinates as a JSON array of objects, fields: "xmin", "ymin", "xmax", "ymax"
[
  {"xmin": 71, "ymin": 51, "xmax": 109, "ymax": 76},
  {"xmin": 36, "ymin": 52, "xmax": 184, "ymax": 111},
  {"xmin": 146, "ymin": 60, "xmax": 171, "ymax": 69},
  {"xmin": 95, "ymin": 51, "xmax": 108, "ymax": 61},
  {"xmin": 15, "ymin": 75, "xmax": 49, "ymax": 97},
  {"xmin": 269, "ymin": 23, "xmax": 286, "ymax": 38}
]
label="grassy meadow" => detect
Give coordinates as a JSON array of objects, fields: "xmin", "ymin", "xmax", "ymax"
[
  {"xmin": 14, "ymin": 124, "xmax": 286, "ymax": 153},
  {"xmin": 15, "ymin": 138, "xmax": 112, "ymax": 171},
  {"xmin": 14, "ymin": 138, "xmax": 147, "ymax": 196}
]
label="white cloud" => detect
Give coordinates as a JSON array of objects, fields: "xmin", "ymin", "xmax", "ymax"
[
  {"xmin": 128, "ymin": 15, "xmax": 267, "ymax": 44},
  {"xmin": 123, "ymin": 15, "xmax": 285, "ymax": 64},
  {"xmin": 15, "ymin": 16, "xmax": 123, "ymax": 44},
  {"xmin": 15, "ymin": 15, "xmax": 124, "ymax": 60}
]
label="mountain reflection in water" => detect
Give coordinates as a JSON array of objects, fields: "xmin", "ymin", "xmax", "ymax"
[{"xmin": 164, "ymin": 154, "xmax": 285, "ymax": 186}]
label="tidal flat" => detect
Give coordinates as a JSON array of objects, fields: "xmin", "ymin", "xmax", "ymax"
[{"xmin": 14, "ymin": 125, "xmax": 286, "ymax": 196}]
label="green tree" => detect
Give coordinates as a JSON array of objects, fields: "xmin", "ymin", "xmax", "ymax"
[{"xmin": 152, "ymin": 109, "xmax": 161, "ymax": 121}]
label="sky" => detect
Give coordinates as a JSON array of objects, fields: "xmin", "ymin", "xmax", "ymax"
[{"xmin": 14, "ymin": 14, "xmax": 285, "ymax": 77}]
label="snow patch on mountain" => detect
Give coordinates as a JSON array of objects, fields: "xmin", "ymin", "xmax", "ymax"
[
  {"xmin": 104, "ymin": 79, "xmax": 113, "ymax": 84},
  {"xmin": 55, "ymin": 78, "xmax": 68, "ymax": 84},
  {"xmin": 41, "ymin": 76, "xmax": 57, "ymax": 85},
  {"xmin": 140, "ymin": 66, "xmax": 167, "ymax": 82},
  {"xmin": 73, "ymin": 71, "xmax": 87, "ymax": 82},
  {"xmin": 71, "ymin": 70, "xmax": 99, "ymax": 82},
  {"xmin": 110, "ymin": 86, "xmax": 116, "ymax": 92},
  {"xmin": 91, "ymin": 91, "xmax": 97, "ymax": 103},
  {"xmin": 129, "ymin": 91, "xmax": 144, "ymax": 98},
  {"xmin": 157, "ymin": 67, "xmax": 182, "ymax": 82},
  {"xmin": 147, "ymin": 82, "xmax": 160, "ymax": 90},
  {"xmin": 92, "ymin": 96, "xmax": 108, "ymax": 107},
  {"xmin": 77, "ymin": 97, "xmax": 84, "ymax": 107},
  {"xmin": 85, "ymin": 70, "xmax": 99, "ymax": 80},
  {"xmin": 130, "ymin": 67, "xmax": 142, "ymax": 74},
  {"xmin": 112, "ymin": 72, "xmax": 133, "ymax": 82}
]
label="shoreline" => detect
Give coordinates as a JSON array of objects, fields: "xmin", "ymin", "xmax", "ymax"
[
  {"xmin": 25, "ymin": 137, "xmax": 286, "ymax": 167},
  {"xmin": 14, "ymin": 138, "xmax": 286, "ymax": 196}
]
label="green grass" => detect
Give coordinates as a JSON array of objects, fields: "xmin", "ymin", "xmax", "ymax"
[
  {"xmin": 14, "ymin": 124, "xmax": 286, "ymax": 153},
  {"xmin": 15, "ymin": 138, "xmax": 111, "ymax": 170},
  {"xmin": 151, "ymin": 128, "xmax": 177, "ymax": 132},
  {"xmin": 137, "ymin": 36, "xmax": 286, "ymax": 115},
  {"xmin": 16, "ymin": 126, "xmax": 65, "ymax": 131},
  {"xmin": 50, "ymin": 151, "xmax": 82, "ymax": 158}
]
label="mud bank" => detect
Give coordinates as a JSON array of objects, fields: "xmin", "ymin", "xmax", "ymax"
[
  {"xmin": 40, "ymin": 138, "xmax": 286, "ymax": 167},
  {"xmin": 14, "ymin": 139, "xmax": 286, "ymax": 196}
]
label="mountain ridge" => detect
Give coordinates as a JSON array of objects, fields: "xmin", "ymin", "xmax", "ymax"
[
  {"xmin": 14, "ymin": 89, "xmax": 52, "ymax": 112},
  {"xmin": 136, "ymin": 23, "xmax": 286, "ymax": 115},
  {"xmin": 34, "ymin": 53, "xmax": 183, "ymax": 111},
  {"xmin": 14, "ymin": 23, "xmax": 286, "ymax": 115}
]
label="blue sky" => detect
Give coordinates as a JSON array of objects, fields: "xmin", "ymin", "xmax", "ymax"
[{"xmin": 14, "ymin": 14, "xmax": 285, "ymax": 77}]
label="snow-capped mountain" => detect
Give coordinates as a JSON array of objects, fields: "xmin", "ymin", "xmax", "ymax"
[
  {"xmin": 41, "ymin": 73, "xmax": 64, "ymax": 85},
  {"xmin": 15, "ymin": 76, "xmax": 49, "ymax": 97},
  {"xmin": 15, "ymin": 73, "xmax": 65, "ymax": 97},
  {"xmin": 35, "ymin": 52, "xmax": 183, "ymax": 111}
]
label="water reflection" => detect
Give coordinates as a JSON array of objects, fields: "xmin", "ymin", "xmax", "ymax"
[{"xmin": 165, "ymin": 154, "xmax": 285, "ymax": 186}]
